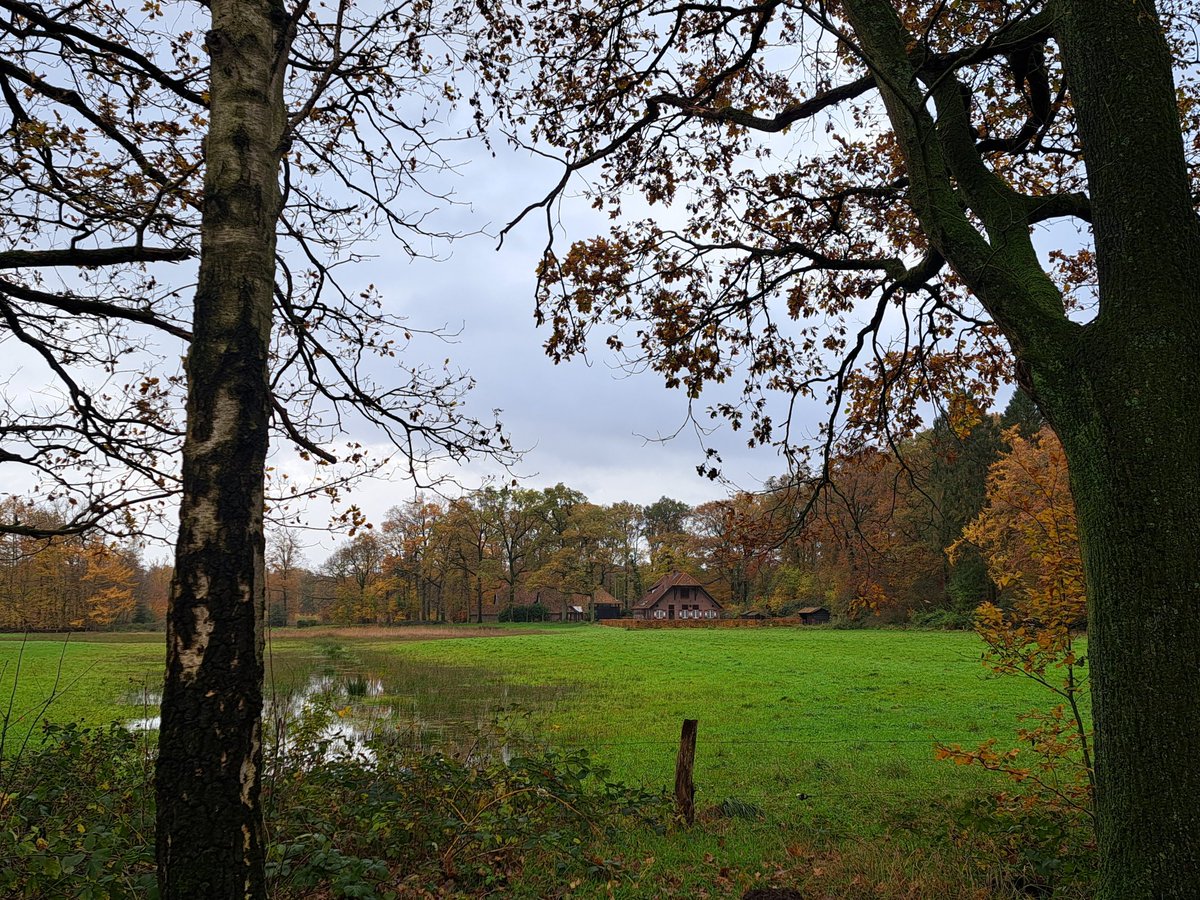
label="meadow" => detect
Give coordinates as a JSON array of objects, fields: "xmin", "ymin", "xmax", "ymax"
[{"xmin": 0, "ymin": 625, "xmax": 1084, "ymax": 897}]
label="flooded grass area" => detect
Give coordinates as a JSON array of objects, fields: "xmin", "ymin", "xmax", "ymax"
[
  {"xmin": 2, "ymin": 627, "xmax": 1091, "ymax": 898},
  {"xmin": 258, "ymin": 640, "xmax": 575, "ymax": 759},
  {"xmin": 1, "ymin": 628, "xmax": 573, "ymax": 756},
  {"xmin": 6, "ymin": 625, "xmax": 1055, "ymax": 819}
]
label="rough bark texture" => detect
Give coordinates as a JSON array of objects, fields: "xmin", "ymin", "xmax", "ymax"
[
  {"xmin": 1046, "ymin": 2, "xmax": 1200, "ymax": 895},
  {"xmin": 1045, "ymin": 287, "xmax": 1200, "ymax": 900},
  {"xmin": 155, "ymin": 0, "xmax": 288, "ymax": 895},
  {"xmin": 842, "ymin": 2, "xmax": 1200, "ymax": 894}
]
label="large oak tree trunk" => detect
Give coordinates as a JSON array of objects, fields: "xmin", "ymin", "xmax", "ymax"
[
  {"xmin": 1041, "ymin": 3, "xmax": 1200, "ymax": 895},
  {"xmin": 155, "ymin": 0, "xmax": 288, "ymax": 895},
  {"xmin": 848, "ymin": 0, "xmax": 1200, "ymax": 890},
  {"xmin": 1044, "ymin": 327, "xmax": 1200, "ymax": 898}
]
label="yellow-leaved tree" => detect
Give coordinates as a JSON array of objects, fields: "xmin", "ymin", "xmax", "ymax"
[
  {"xmin": 940, "ymin": 426, "xmax": 1093, "ymax": 886},
  {"xmin": 80, "ymin": 546, "xmax": 138, "ymax": 629}
]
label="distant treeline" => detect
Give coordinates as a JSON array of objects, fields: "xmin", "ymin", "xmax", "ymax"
[
  {"xmin": 0, "ymin": 499, "xmax": 171, "ymax": 630},
  {"xmin": 2, "ymin": 390, "xmax": 1078, "ymax": 630},
  {"xmin": 296, "ymin": 389, "xmax": 1076, "ymax": 627}
]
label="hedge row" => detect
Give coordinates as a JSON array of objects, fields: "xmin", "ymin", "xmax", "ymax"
[{"xmin": 601, "ymin": 617, "xmax": 824, "ymax": 629}]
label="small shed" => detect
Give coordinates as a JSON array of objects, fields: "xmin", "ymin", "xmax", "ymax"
[
  {"xmin": 797, "ymin": 606, "xmax": 831, "ymax": 625},
  {"xmin": 740, "ymin": 610, "xmax": 768, "ymax": 620},
  {"xmin": 591, "ymin": 587, "xmax": 624, "ymax": 620}
]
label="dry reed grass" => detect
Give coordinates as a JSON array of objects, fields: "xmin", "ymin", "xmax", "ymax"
[{"xmin": 268, "ymin": 624, "xmax": 545, "ymax": 641}]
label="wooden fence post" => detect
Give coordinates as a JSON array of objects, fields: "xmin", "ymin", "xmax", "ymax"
[{"xmin": 675, "ymin": 718, "xmax": 698, "ymax": 826}]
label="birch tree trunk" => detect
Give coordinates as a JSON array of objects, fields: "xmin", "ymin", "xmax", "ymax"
[{"xmin": 155, "ymin": 0, "xmax": 288, "ymax": 895}]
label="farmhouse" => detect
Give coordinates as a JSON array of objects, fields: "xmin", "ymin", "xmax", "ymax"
[
  {"xmin": 797, "ymin": 606, "xmax": 831, "ymax": 625},
  {"xmin": 632, "ymin": 571, "xmax": 723, "ymax": 620}
]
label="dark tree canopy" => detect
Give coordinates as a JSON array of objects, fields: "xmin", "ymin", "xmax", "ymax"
[
  {"xmin": 510, "ymin": 1, "xmax": 1193, "ymax": 460},
  {"xmin": 642, "ymin": 495, "xmax": 691, "ymax": 539},
  {"xmin": 1001, "ymin": 386, "xmax": 1046, "ymax": 439}
]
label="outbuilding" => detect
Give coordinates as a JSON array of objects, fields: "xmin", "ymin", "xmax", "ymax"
[
  {"xmin": 591, "ymin": 587, "xmax": 624, "ymax": 620},
  {"xmin": 797, "ymin": 606, "xmax": 831, "ymax": 625}
]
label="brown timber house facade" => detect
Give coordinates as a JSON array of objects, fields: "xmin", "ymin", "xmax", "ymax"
[{"xmin": 632, "ymin": 572, "xmax": 723, "ymax": 620}]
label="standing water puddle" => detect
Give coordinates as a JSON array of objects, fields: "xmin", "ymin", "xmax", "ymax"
[{"xmin": 126, "ymin": 643, "xmax": 572, "ymax": 761}]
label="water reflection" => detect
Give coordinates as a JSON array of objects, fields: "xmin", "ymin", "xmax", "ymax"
[{"xmin": 127, "ymin": 650, "xmax": 569, "ymax": 766}]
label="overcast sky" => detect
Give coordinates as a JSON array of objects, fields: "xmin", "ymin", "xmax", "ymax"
[
  {"xmin": 295, "ymin": 140, "xmax": 812, "ymax": 531},
  {"xmin": 315, "ymin": 130, "xmax": 1081, "ymax": 548},
  {"xmin": 0, "ymin": 106, "xmax": 817, "ymax": 565},
  {"xmin": 2, "ymin": 68, "xmax": 1083, "ymax": 563}
]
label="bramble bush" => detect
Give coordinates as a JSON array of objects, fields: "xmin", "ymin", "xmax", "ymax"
[
  {"xmin": 0, "ymin": 722, "xmax": 157, "ymax": 899},
  {"xmin": 1, "ymin": 711, "xmax": 668, "ymax": 899},
  {"xmin": 268, "ymin": 742, "xmax": 665, "ymax": 896}
]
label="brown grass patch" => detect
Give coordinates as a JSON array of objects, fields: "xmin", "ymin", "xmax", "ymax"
[{"xmin": 767, "ymin": 838, "xmax": 1010, "ymax": 900}]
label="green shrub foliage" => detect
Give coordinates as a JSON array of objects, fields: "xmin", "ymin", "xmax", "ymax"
[
  {"xmin": 0, "ymin": 723, "xmax": 158, "ymax": 899},
  {"xmin": 0, "ymin": 717, "xmax": 666, "ymax": 899}
]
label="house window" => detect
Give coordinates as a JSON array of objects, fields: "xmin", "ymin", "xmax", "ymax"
[
  {"xmin": 707, "ymin": 610, "xmax": 716, "ymax": 618},
  {"xmin": 654, "ymin": 609, "xmax": 666, "ymax": 619}
]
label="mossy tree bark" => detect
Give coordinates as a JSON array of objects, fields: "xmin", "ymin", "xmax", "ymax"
[
  {"xmin": 841, "ymin": 1, "xmax": 1200, "ymax": 894},
  {"xmin": 1043, "ymin": 3, "xmax": 1200, "ymax": 894},
  {"xmin": 1041, "ymin": 298, "xmax": 1200, "ymax": 899},
  {"xmin": 155, "ymin": 0, "xmax": 289, "ymax": 895}
]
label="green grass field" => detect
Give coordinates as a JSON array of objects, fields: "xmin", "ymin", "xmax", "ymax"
[
  {"xmin": 0, "ymin": 633, "xmax": 163, "ymax": 743},
  {"xmin": 376, "ymin": 626, "xmax": 1057, "ymax": 824},
  {"xmin": 1, "ymin": 625, "xmax": 1085, "ymax": 897}
]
